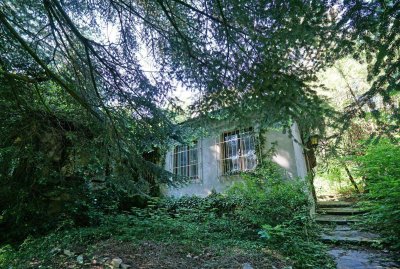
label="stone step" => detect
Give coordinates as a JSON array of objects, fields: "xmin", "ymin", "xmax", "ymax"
[
  {"xmin": 325, "ymin": 225, "xmax": 352, "ymax": 231},
  {"xmin": 321, "ymin": 235, "xmax": 381, "ymax": 245},
  {"xmin": 317, "ymin": 207, "xmax": 366, "ymax": 215},
  {"xmin": 328, "ymin": 247, "xmax": 400, "ymax": 269},
  {"xmin": 317, "ymin": 201, "xmax": 354, "ymax": 208},
  {"xmin": 320, "ymin": 229, "xmax": 381, "ymax": 245},
  {"xmin": 315, "ymin": 214, "xmax": 360, "ymax": 224}
]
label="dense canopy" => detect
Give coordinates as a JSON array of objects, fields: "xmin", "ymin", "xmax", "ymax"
[{"xmin": 0, "ymin": 0, "xmax": 398, "ymax": 243}]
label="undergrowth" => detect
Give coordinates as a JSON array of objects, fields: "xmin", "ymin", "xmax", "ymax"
[
  {"xmin": 355, "ymin": 139, "xmax": 400, "ymax": 250},
  {"xmin": 1, "ymin": 164, "xmax": 334, "ymax": 268}
]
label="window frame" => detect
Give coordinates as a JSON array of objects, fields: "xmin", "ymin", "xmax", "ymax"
[
  {"xmin": 220, "ymin": 127, "xmax": 258, "ymax": 175},
  {"xmin": 172, "ymin": 141, "xmax": 199, "ymax": 182}
]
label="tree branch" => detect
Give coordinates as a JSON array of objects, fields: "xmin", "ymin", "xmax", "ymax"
[{"xmin": 0, "ymin": 9, "xmax": 103, "ymax": 121}]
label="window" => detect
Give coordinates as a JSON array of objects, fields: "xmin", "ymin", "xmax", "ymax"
[
  {"xmin": 173, "ymin": 142, "xmax": 199, "ymax": 181},
  {"xmin": 220, "ymin": 128, "xmax": 257, "ymax": 174}
]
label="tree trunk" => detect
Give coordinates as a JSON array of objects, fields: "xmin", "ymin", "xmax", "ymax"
[{"xmin": 342, "ymin": 162, "xmax": 360, "ymax": 193}]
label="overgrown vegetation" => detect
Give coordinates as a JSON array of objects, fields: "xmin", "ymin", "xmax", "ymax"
[
  {"xmin": 227, "ymin": 166, "xmax": 331, "ymax": 268},
  {"xmin": 0, "ymin": 164, "xmax": 333, "ymax": 269},
  {"xmin": 355, "ymin": 140, "xmax": 400, "ymax": 249},
  {"xmin": 0, "ymin": 80, "xmax": 166, "ymax": 244},
  {"xmin": 0, "ymin": 0, "xmax": 399, "ymax": 268}
]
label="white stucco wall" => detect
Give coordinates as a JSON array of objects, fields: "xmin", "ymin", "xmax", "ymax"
[
  {"xmin": 291, "ymin": 122, "xmax": 308, "ymax": 179},
  {"xmin": 262, "ymin": 128, "xmax": 298, "ymax": 178},
  {"xmin": 165, "ymin": 123, "xmax": 308, "ymax": 197}
]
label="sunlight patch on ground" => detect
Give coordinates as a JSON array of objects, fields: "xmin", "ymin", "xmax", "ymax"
[{"xmin": 314, "ymin": 175, "xmax": 360, "ymax": 199}]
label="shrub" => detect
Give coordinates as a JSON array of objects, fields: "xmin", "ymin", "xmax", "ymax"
[
  {"xmin": 0, "ymin": 162, "xmax": 333, "ymax": 269},
  {"xmin": 226, "ymin": 163, "xmax": 311, "ymax": 227},
  {"xmin": 0, "ymin": 110, "xmax": 152, "ymax": 244},
  {"xmin": 158, "ymin": 162, "xmax": 332, "ymax": 268},
  {"xmin": 224, "ymin": 163, "xmax": 333, "ymax": 268},
  {"xmin": 356, "ymin": 139, "xmax": 400, "ymax": 249}
]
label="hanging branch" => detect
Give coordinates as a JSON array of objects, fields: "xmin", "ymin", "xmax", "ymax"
[{"xmin": 0, "ymin": 9, "xmax": 103, "ymax": 122}]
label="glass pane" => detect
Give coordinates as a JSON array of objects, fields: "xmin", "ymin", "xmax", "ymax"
[
  {"xmin": 232, "ymin": 158, "xmax": 239, "ymax": 171},
  {"xmin": 190, "ymin": 148, "xmax": 197, "ymax": 164},
  {"xmin": 190, "ymin": 164, "xmax": 197, "ymax": 178},
  {"xmin": 220, "ymin": 129, "xmax": 257, "ymax": 173},
  {"xmin": 173, "ymin": 142, "xmax": 199, "ymax": 180}
]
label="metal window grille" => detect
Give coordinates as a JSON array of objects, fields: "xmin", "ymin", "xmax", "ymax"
[
  {"xmin": 173, "ymin": 142, "xmax": 199, "ymax": 181},
  {"xmin": 218, "ymin": 128, "xmax": 258, "ymax": 175}
]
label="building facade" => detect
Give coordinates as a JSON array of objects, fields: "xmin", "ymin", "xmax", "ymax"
[{"xmin": 164, "ymin": 121, "xmax": 308, "ymax": 197}]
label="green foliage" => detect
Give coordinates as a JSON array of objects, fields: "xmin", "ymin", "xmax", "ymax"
[
  {"xmin": 336, "ymin": 1, "xmax": 400, "ymax": 131},
  {"xmin": 0, "ymin": 164, "xmax": 333, "ymax": 269},
  {"xmin": 324, "ymin": 164, "xmax": 345, "ymax": 183},
  {"xmin": 225, "ymin": 163, "xmax": 333, "ymax": 268},
  {"xmin": 0, "ymin": 245, "xmax": 14, "ymax": 266},
  {"xmin": 0, "ymin": 0, "xmax": 344, "ymax": 136},
  {"xmin": 0, "ymin": 70, "xmax": 172, "ymax": 243},
  {"xmin": 259, "ymin": 222, "xmax": 333, "ymax": 269},
  {"xmin": 161, "ymin": 163, "xmax": 333, "ymax": 268},
  {"xmin": 227, "ymin": 163, "xmax": 310, "ymax": 227},
  {"xmin": 315, "ymin": 117, "xmax": 373, "ymax": 196},
  {"xmin": 356, "ymin": 139, "xmax": 400, "ymax": 249}
]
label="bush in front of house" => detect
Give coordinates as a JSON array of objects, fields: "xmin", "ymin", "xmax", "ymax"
[
  {"xmin": 226, "ymin": 162, "xmax": 331, "ymax": 268},
  {"xmin": 158, "ymin": 161, "xmax": 332, "ymax": 268},
  {"xmin": 0, "ymin": 161, "xmax": 333, "ymax": 269},
  {"xmin": 226, "ymin": 165, "xmax": 310, "ymax": 227}
]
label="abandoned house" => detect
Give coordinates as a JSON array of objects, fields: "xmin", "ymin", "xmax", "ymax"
[{"xmin": 164, "ymin": 118, "xmax": 309, "ymax": 197}]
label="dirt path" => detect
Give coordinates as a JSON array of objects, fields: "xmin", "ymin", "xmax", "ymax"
[{"xmin": 316, "ymin": 200, "xmax": 400, "ymax": 269}]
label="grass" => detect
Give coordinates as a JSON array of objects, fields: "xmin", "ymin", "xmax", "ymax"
[
  {"xmin": 0, "ymin": 196, "xmax": 334, "ymax": 269},
  {"xmin": 0, "ymin": 212, "xmax": 284, "ymax": 268}
]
